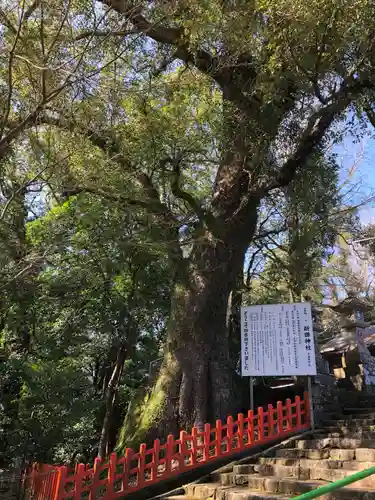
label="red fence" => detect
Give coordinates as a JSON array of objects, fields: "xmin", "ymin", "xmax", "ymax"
[{"xmin": 23, "ymin": 392, "xmax": 310, "ymax": 499}]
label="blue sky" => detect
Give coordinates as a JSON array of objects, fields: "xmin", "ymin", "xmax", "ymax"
[{"xmin": 335, "ymin": 132, "xmax": 375, "ymax": 226}]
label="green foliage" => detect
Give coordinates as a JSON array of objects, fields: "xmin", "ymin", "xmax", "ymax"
[
  {"xmin": 1, "ymin": 189, "xmax": 171, "ymax": 465},
  {"xmin": 245, "ymin": 150, "xmax": 348, "ymax": 304}
]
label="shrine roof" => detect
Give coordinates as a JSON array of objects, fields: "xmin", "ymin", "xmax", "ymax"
[
  {"xmin": 320, "ymin": 335, "xmax": 356, "ymax": 354},
  {"xmin": 328, "ymin": 296, "xmax": 372, "ymax": 313}
]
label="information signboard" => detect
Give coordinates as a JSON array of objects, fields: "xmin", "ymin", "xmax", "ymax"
[{"xmin": 241, "ymin": 302, "xmax": 316, "ymax": 376}]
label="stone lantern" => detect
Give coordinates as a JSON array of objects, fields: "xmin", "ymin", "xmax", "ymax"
[{"xmin": 320, "ymin": 294, "xmax": 374, "ymax": 392}]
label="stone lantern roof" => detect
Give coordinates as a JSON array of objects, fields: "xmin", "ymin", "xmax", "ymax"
[{"xmin": 328, "ymin": 295, "xmax": 372, "ymax": 314}]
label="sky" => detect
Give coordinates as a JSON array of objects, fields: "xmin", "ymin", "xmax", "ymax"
[
  {"xmin": 328, "ymin": 130, "xmax": 375, "ymax": 301},
  {"xmin": 335, "ymin": 132, "xmax": 375, "ymax": 226}
]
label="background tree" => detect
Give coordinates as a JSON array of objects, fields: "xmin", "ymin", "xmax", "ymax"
[{"xmin": 1, "ymin": 181, "xmax": 171, "ymax": 464}]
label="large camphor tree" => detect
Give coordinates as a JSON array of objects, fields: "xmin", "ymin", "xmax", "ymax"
[
  {"xmin": 105, "ymin": 0, "xmax": 375, "ymax": 447},
  {"xmin": 1, "ymin": 0, "xmax": 375, "ymax": 450}
]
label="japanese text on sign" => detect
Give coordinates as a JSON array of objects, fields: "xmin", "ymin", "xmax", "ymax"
[{"xmin": 241, "ymin": 302, "xmax": 316, "ymax": 376}]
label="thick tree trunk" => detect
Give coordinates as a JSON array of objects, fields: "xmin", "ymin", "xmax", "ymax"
[
  {"xmin": 118, "ymin": 201, "xmax": 259, "ymax": 448},
  {"xmin": 117, "ymin": 95, "xmax": 261, "ymax": 449},
  {"xmin": 227, "ymin": 272, "xmax": 244, "ymax": 371}
]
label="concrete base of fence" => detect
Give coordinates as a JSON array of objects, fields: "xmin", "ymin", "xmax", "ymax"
[{"xmin": 142, "ymin": 429, "xmax": 314, "ymax": 500}]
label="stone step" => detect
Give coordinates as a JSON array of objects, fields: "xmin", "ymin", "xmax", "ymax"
[
  {"xmin": 224, "ymin": 491, "xmax": 290, "ymax": 500},
  {"xmin": 256, "ymin": 458, "xmax": 375, "ymax": 470},
  {"xmin": 185, "ymin": 483, "xmax": 285, "ymax": 500},
  {"xmin": 166, "ymin": 497, "xmax": 196, "ymax": 500},
  {"xmin": 244, "ymin": 475, "xmax": 375, "ymax": 499},
  {"xmin": 325, "ymin": 421, "xmax": 375, "ymax": 428},
  {"xmin": 338, "ymin": 391, "xmax": 375, "ymax": 401},
  {"xmin": 232, "ymin": 465, "xmax": 375, "ymax": 487},
  {"xmin": 318, "ymin": 425, "xmax": 375, "ymax": 433},
  {"xmin": 295, "ymin": 437, "xmax": 375, "ymax": 449},
  {"xmin": 316, "ymin": 431, "xmax": 375, "ymax": 440},
  {"xmin": 339, "ymin": 398, "xmax": 375, "ymax": 404},
  {"xmin": 276, "ymin": 448, "xmax": 356, "ymax": 460},
  {"xmin": 322, "ymin": 418, "xmax": 375, "ymax": 426},
  {"xmin": 233, "ymin": 460, "xmax": 356, "ymax": 474},
  {"xmin": 185, "ymin": 482, "xmax": 223, "ymax": 498},
  {"xmin": 343, "ymin": 408, "xmax": 375, "ymax": 415},
  {"xmin": 356, "ymin": 449, "xmax": 375, "ymax": 461}
]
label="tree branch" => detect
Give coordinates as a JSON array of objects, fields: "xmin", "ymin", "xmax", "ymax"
[
  {"xmin": 74, "ymin": 28, "xmax": 138, "ymax": 41},
  {"xmin": 41, "ymin": 112, "xmax": 221, "ymax": 235},
  {"xmin": 263, "ymin": 77, "xmax": 375, "ymax": 194},
  {"xmin": 98, "ymin": 1, "xmax": 224, "ymax": 83},
  {"xmin": 255, "ymin": 240, "xmax": 286, "ymax": 267},
  {"xmin": 245, "ymin": 247, "xmax": 262, "ymax": 287},
  {"xmin": 169, "ymin": 154, "xmax": 219, "ymax": 233},
  {"xmin": 0, "ymin": 8, "xmax": 18, "ymax": 35},
  {"xmin": 253, "ymin": 225, "xmax": 287, "ymax": 242},
  {"xmin": 366, "ymin": 105, "xmax": 375, "ymax": 128},
  {"xmin": 0, "ymin": 2, "xmax": 25, "ymax": 141},
  {"xmin": 24, "ymin": 0, "xmax": 41, "ymax": 21},
  {"xmin": 36, "ymin": 113, "xmax": 187, "ymax": 266},
  {"xmin": 0, "ymin": 161, "xmax": 58, "ymax": 223}
]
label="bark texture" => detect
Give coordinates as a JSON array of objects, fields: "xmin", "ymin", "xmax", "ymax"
[{"xmin": 118, "ymin": 221, "xmax": 259, "ymax": 448}]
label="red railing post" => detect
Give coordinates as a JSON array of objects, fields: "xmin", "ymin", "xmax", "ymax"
[
  {"xmin": 295, "ymin": 395, "xmax": 302, "ymax": 428},
  {"xmin": 50, "ymin": 469, "xmax": 59, "ymax": 499},
  {"xmin": 106, "ymin": 452, "xmax": 117, "ymax": 498},
  {"xmin": 286, "ymin": 398, "xmax": 292, "ymax": 430},
  {"xmin": 238, "ymin": 413, "xmax": 245, "ymax": 450},
  {"xmin": 203, "ymin": 423, "xmax": 211, "ymax": 462},
  {"xmin": 165, "ymin": 435, "xmax": 174, "ymax": 475},
  {"xmin": 30, "ymin": 464, "xmax": 37, "ymax": 497},
  {"xmin": 247, "ymin": 409, "xmax": 254, "ymax": 445},
  {"xmin": 257, "ymin": 407, "xmax": 264, "ymax": 442},
  {"xmin": 191, "ymin": 427, "xmax": 198, "ymax": 466},
  {"xmin": 39, "ymin": 469, "xmax": 46, "ymax": 500},
  {"xmin": 151, "ymin": 440, "xmax": 160, "ymax": 481},
  {"xmin": 179, "ymin": 431, "xmax": 187, "ymax": 471},
  {"xmin": 74, "ymin": 463, "xmax": 85, "ymax": 499},
  {"xmin": 268, "ymin": 404, "xmax": 274, "ymax": 437},
  {"xmin": 122, "ymin": 448, "xmax": 132, "ymax": 494},
  {"xmin": 215, "ymin": 419, "xmax": 222, "ymax": 458},
  {"xmin": 227, "ymin": 415, "xmax": 234, "ymax": 453},
  {"xmin": 35, "ymin": 465, "xmax": 42, "ymax": 500},
  {"xmin": 138, "ymin": 444, "xmax": 146, "ymax": 487},
  {"xmin": 53, "ymin": 465, "xmax": 68, "ymax": 500},
  {"xmin": 41, "ymin": 467, "xmax": 51, "ymax": 500},
  {"xmin": 89, "ymin": 457, "xmax": 101, "ymax": 500},
  {"xmin": 277, "ymin": 401, "xmax": 283, "ymax": 434},
  {"xmin": 304, "ymin": 390, "xmax": 311, "ymax": 426},
  {"xmin": 46, "ymin": 471, "xmax": 53, "ymax": 499}
]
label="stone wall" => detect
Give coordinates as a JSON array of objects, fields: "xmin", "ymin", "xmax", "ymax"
[
  {"xmin": 357, "ymin": 336, "xmax": 375, "ymax": 388},
  {"xmin": 311, "ymin": 328, "xmax": 339, "ymax": 422},
  {"xmin": 0, "ymin": 470, "xmax": 22, "ymax": 500},
  {"xmin": 311, "ymin": 373, "xmax": 338, "ymax": 422}
]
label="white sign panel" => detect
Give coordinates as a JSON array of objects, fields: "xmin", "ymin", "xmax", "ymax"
[{"xmin": 241, "ymin": 302, "xmax": 316, "ymax": 376}]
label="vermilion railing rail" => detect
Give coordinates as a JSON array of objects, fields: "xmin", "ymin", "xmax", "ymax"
[{"xmin": 23, "ymin": 392, "xmax": 310, "ymax": 499}]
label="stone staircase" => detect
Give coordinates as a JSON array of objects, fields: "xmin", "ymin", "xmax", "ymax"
[{"xmin": 169, "ymin": 402, "xmax": 375, "ymax": 500}]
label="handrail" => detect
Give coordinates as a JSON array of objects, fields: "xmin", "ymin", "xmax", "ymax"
[
  {"xmin": 24, "ymin": 393, "xmax": 310, "ymax": 499},
  {"xmin": 291, "ymin": 464, "xmax": 375, "ymax": 500}
]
